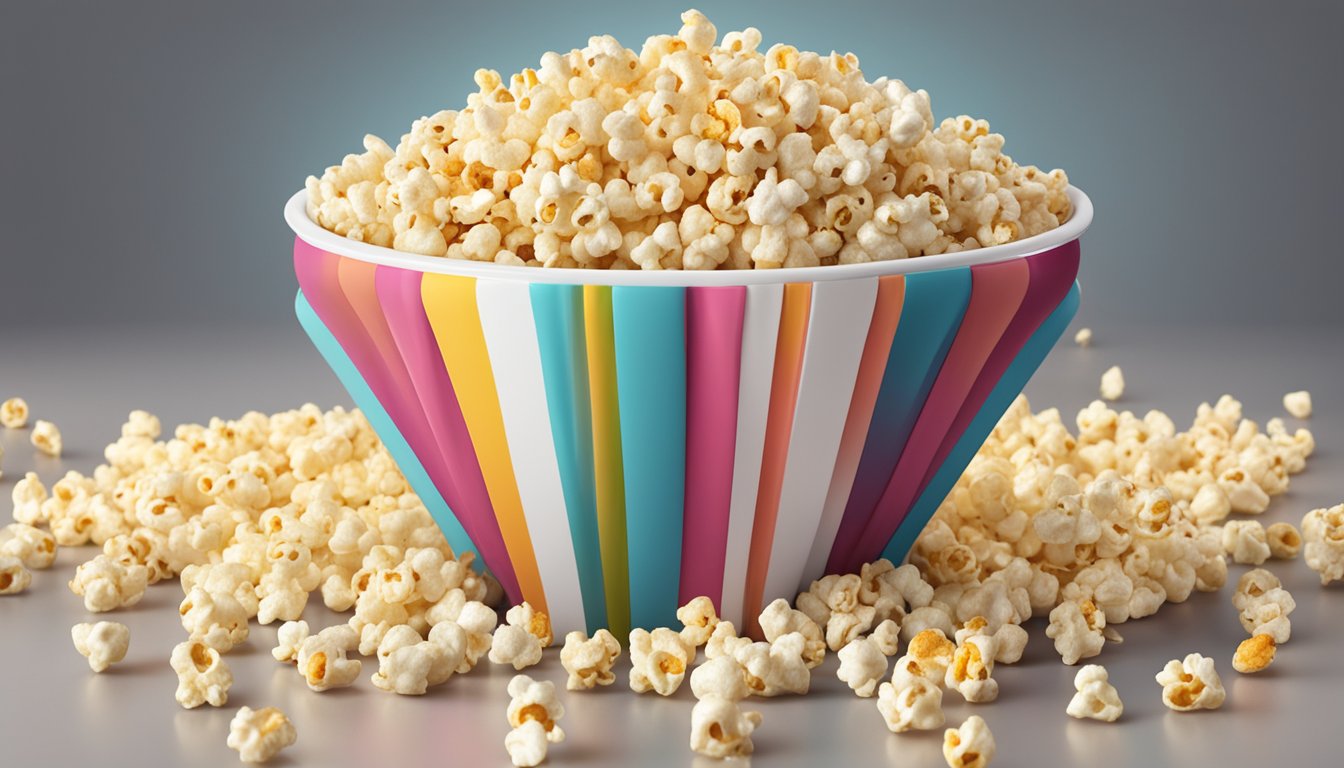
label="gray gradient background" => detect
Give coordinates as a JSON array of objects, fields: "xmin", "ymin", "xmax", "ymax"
[{"xmin": 2, "ymin": 0, "xmax": 1343, "ymax": 329}]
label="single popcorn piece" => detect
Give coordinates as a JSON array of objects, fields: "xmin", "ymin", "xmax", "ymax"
[
  {"xmin": 1266, "ymin": 522, "xmax": 1302, "ymax": 560},
  {"xmin": 734, "ymin": 632, "xmax": 812, "ymax": 697},
  {"xmin": 0, "ymin": 397, "xmax": 29, "ymax": 428},
  {"xmin": 690, "ymin": 655, "xmax": 750, "ymax": 702},
  {"xmin": 69, "ymin": 554, "xmax": 149, "ymax": 612},
  {"xmin": 0, "ymin": 523, "xmax": 58, "ymax": 570},
  {"xmin": 758, "ymin": 598, "xmax": 826, "ymax": 668},
  {"xmin": 371, "ymin": 626, "xmax": 441, "ymax": 695},
  {"xmin": 10, "ymin": 472, "xmax": 48, "ymax": 526},
  {"xmin": 296, "ymin": 624, "xmax": 362, "ymax": 691},
  {"xmin": 1156, "ymin": 653, "xmax": 1226, "ymax": 712},
  {"xmin": 891, "ymin": 628, "xmax": 957, "ymax": 686},
  {"xmin": 180, "ymin": 585, "xmax": 251, "ymax": 653},
  {"xmin": 505, "ymin": 602, "xmax": 554, "ymax": 648},
  {"xmin": 31, "ymin": 420, "xmax": 62, "ymax": 457},
  {"xmin": 955, "ymin": 616, "xmax": 1028, "ymax": 665},
  {"xmin": 71, "ymin": 621, "xmax": 131, "ymax": 673},
  {"xmin": 1222, "ymin": 520, "xmax": 1271, "ymax": 565},
  {"xmin": 677, "ymin": 595, "xmax": 721, "ymax": 647},
  {"xmin": 629, "ymin": 627, "xmax": 694, "ymax": 696},
  {"xmin": 836, "ymin": 634, "xmax": 892, "ymax": 697},
  {"xmin": 705, "ymin": 620, "xmax": 752, "ymax": 661},
  {"xmin": 227, "ymin": 706, "xmax": 297, "ymax": 764},
  {"xmin": 1066, "ymin": 664, "xmax": 1123, "ymax": 722},
  {"xmin": 0, "ymin": 556, "xmax": 32, "ymax": 595},
  {"xmin": 1232, "ymin": 569, "xmax": 1281, "ymax": 612},
  {"xmin": 1232, "ymin": 634, "xmax": 1276, "ymax": 674},
  {"xmin": 1302, "ymin": 504, "xmax": 1344, "ymax": 584},
  {"xmin": 1099, "ymin": 366, "xmax": 1125, "ymax": 402},
  {"xmin": 171, "ymin": 639, "xmax": 233, "ymax": 708},
  {"xmin": 1046, "ymin": 598, "xmax": 1105, "ymax": 665},
  {"xmin": 505, "ymin": 720, "xmax": 554, "ymax": 768},
  {"xmin": 559, "ymin": 629, "xmax": 621, "ymax": 690},
  {"xmin": 490, "ymin": 623, "xmax": 544, "ymax": 670},
  {"xmin": 506, "ymin": 674, "xmax": 566, "ymax": 765},
  {"xmin": 1074, "ymin": 328, "xmax": 1093, "ymax": 347},
  {"xmin": 1237, "ymin": 586, "xmax": 1294, "ymax": 644},
  {"xmin": 1283, "ymin": 390, "xmax": 1312, "ymax": 419},
  {"xmin": 272, "ymin": 620, "xmax": 310, "ymax": 663},
  {"xmin": 945, "ymin": 634, "xmax": 999, "ymax": 703},
  {"xmin": 943, "ymin": 715, "xmax": 996, "ymax": 768},
  {"xmin": 690, "ymin": 696, "xmax": 763, "ymax": 759},
  {"xmin": 877, "ymin": 676, "xmax": 945, "ymax": 733}
]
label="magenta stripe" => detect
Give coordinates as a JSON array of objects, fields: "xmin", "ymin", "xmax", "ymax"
[
  {"xmin": 679, "ymin": 286, "xmax": 747, "ymax": 606},
  {"xmin": 374, "ymin": 266, "xmax": 520, "ymax": 598}
]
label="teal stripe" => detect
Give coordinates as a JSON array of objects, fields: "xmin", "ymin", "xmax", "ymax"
[
  {"xmin": 530, "ymin": 284, "xmax": 608, "ymax": 634},
  {"xmin": 881, "ymin": 281, "xmax": 1081, "ymax": 562},
  {"xmin": 294, "ymin": 290, "xmax": 482, "ymax": 566},
  {"xmin": 611, "ymin": 286, "xmax": 687, "ymax": 630}
]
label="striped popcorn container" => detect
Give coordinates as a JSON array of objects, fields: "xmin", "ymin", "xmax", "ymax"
[{"xmin": 285, "ymin": 187, "xmax": 1092, "ymax": 639}]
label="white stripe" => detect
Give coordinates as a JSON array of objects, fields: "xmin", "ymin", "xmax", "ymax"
[
  {"xmin": 721, "ymin": 283, "xmax": 784, "ymax": 628},
  {"xmin": 764, "ymin": 278, "xmax": 877, "ymax": 609},
  {"xmin": 476, "ymin": 280, "xmax": 586, "ymax": 635}
]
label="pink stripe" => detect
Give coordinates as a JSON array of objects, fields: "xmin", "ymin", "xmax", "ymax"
[
  {"xmin": 679, "ymin": 286, "xmax": 747, "ymax": 606},
  {"xmin": 847, "ymin": 258, "xmax": 1031, "ymax": 570},
  {"xmin": 374, "ymin": 266, "xmax": 520, "ymax": 599}
]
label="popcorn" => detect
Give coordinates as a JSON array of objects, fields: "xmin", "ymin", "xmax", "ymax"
[
  {"xmin": 705, "ymin": 620, "xmax": 752, "ymax": 661},
  {"xmin": 0, "ymin": 397, "xmax": 29, "ymax": 428},
  {"xmin": 1099, "ymin": 366, "xmax": 1125, "ymax": 401},
  {"xmin": 877, "ymin": 676, "xmax": 945, "ymax": 732},
  {"xmin": 1156, "ymin": 653, "xmax": 1225, "ymax": 711},
  {"xmin": 506, "ymin": 674, "xmax": 565, "ymax": 765},
  {"xmin": 489, "ymin": 623, "xmax": 544, "ymax": 670},
  {"xmin": 30, "ymin": 418, "xmax": 64, "ymax": 457},
  {"xmin": 272, "ymin": 620, "xmax": 309, "ymax": 663},
  {"xmin": 10, "ymin": 472, "xmax": 48, "ymax": 526},
  {"xmin": 0, "ymin": 556, "xmax": 32, "ymax": 595},
  {"xmin": 1066, "ymin": 664, "xmax": 1123, "ymax": 722},
  {"xmin": 1074, "ymin": 327, "xmax": 1093, "ymax": 347},
  {"xmin": 629, "ymin": 627, "xmax": 694, "ymax": 696},
  {"xmin": 1302, "ymin": 504, "xmax": 1344, "ymax": 584},
  {"xmin": 505, "ymin": 601, "xmax": 554, "ymax": 647},
  {"xmin": 1222, "ymin": 520, "xmax": 1271, "ymax": 565},
  {"xmin": 1283, "ymin": 390, "xmax": 1312, "ymax": 419},
  {"xmin": 69, "ymin": 554, "xmax": 149, "ymax": 612},
  {"xmin": 734, "ymin": 633, "xmax": 812, "ymax": 696},
  {"xmin": 171, "ymin": 639, "xmax": 233, "ymax": 708},
  {"xmin": 180, "ymin": 585, "xmax": 250, "ymax": 653},
  {"xmin": 296, "ymin": 624, "xmax": 362, "ymax": 691},
  {"xmin": 943, "ymin": 715, "xmax": 995, "ymax": 768},
  {"xmin": 677, "ymin": 595, "xmax": 720, "ymax": 647},
  {"xmin": 560, "ymin": 629, "xmax": 621, "ymax": 690},
  {"xmin": 71, "ymin": 621, "xmax": 130, "ymax": 673},
  {"xmin": 1232, "ymin": 634, "xmax": 1276, "ymax": 674},
  {"xmin": 1045, "ymin": 598, "xmax": 1105, "ymax": 665},
  {"xmin": 1266, "ymin": 522, "xmax": 1302, "ymax": 559},
  {"xmin": 371, "ymin": 625, "xmax": 440, "ymax": 695},
  {"xmin": 1237, "ymin": 586, "xmax": 1294, "ymax": 643},
  {"xmin": 227, "ymin": 706, "xmax": 297, "ymax": 764},
  {"xmin": 836, "ymin": 633, "xmax": 893, "ymax": 697},
  {"xmin": 0, "ymin": 523, "xmax": 57, "ymax": 569},
  {"xmin": 945, "ymin": 635, "xmax": 998, "ymax": 703},
  {"xmin": 504, "ymin": 720, "xmax": 554, "ymax": 768},
  {"xmin": 758, "ymin": 598, "xmax": 826, "ymax": 668},
  {"xmin": 955, "ymin": 617, "xmax": 1028, "ymax": 664},
  {"xmin": 690, "ymin": 655, "xmax": 750, "ymax": 702},
  {"xmin": 689, "ymin": 697, "xmax": 762, "ymax": 759}
]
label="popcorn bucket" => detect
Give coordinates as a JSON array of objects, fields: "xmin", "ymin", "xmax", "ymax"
[{"xmin": 285, "ymin": 187, "xmax": 1091, "ymax": 638}]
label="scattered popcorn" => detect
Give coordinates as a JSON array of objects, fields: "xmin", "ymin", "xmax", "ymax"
[
  {"xmin": 1232, "ymin": 569, "xmax": 1281, "ymax": 612},
  {"xmin": 71, "ymin": 621, "xmax": 130, "ymax": 673},
  {"xmin": 945, "ymin": 634, "xmax": 998, "ymax": 703},
  {"xmin": 0, "ymin": 397, "xmax": 29, "ymax": 428},
  {"xmin": 1237, "ymin": 586, "xmax": 1294, "ymax": 644},
  {"xmin": 943, "ymin": 715, "xmax": 995, "ymax": 768},
  {"xmin": 180, "ymin": 585, "xmax": 251, "ymax": 653},
  {"xmin": 1266, "ymin": 522, "xmax": 1302, "ymax": 560},
  {"xmin": 10, "ymin": 472, "xmax": 48, "ymax": 526},
  {"xmin": 1074, "ymin": 327, "xmax": 1093, "ymax": 347},
  {"xmin": 1222, "ymin": 520, "xmax": 1271, "ymax": 565},
  {"xmin": 1302, "ymin": 504, "xmax": 1344, "ymax": 584},
  {"xmin": 1156, "ymin": 653, "xmax": 1225, "ymax": 712},
  {"xmin": 705, "ymin": 620, "xmax": 752, "ymax": 661},
  {"xmin": 490, "ymin": 623, "xmax": 544, "ymax": 670},
  {"xmin": 899, "ymin": 604, "xmax": 956, "ymax": 644},
  {"xmin": 272, "ymin": 620, "xmax": 310, "ymax": 663},
  {"xmin": 505, "ymin": 720, "xmax": 553, "ymax": 768},
  {"xmin": 734, "ymin": 632, "xmax": 812, "ymax": 696},
  {"xmin": 371, "ymin": 625, "xmax": 441, "ymax": 695},
  {"xmin": 69, "ymin": 554, "xmax": 148, "ymax": 612},
  {"xmin": 227, "ymin": 706, "xmax": 297, "ymax": 764},
  {"xmin": 1046, "ymin": 598, "xmax": 1105, "ymax": 665},
  {"xmin": 506, "ymin": 674, "xmax": 565, "ymax": 766},
  {"xmin": 1232, "ymin": 634, "xmax": 1276, "ymax": 674},
  {"xmin": 836, "ymin": 633, "xmax": 893, "ymax": 697},
  {"xmin": 171, "ymin": 639, "xmax": 233, "ymax": 709},
  {"xmin": 690, "ymin": 655, "xmax": 750, "ymax": 701},
  {"xmin": 31, "ymin": 419, "xmax": 62, "ymax": 457},
  {"xmin": 955, "ymin": 617, "xmax": 1028, "ymax": 665},
  {"xmin": 890, "ymin": 628, "xmax": 956, "ymax": 688},
  {"xmin": 877, "ymin": 675, "xmax": 945, "ymax": 733},
  {"xmin": 690, "ymin": 696, "xmax": 762, "ymax": 759},
  {"xmin": 297, "ymin": 624, "xmax": 362, "ymax": 691},
  {"xmin": 0, "ymin": 556, "xmax": 31, "ymax": 595},
  {"xmin": 629, "ymin": 627, "xmax": 694, "ymax": 696},
  {"xmin": 1099, "ymin": 366, "xmax": 1125, "ymax": 401},
  {"xmin": 505, "ymin": 601, "xmax": 555, "ymax": 648},
  {"xmin": 559, "ymin": 629, "xmax": 621, "ymax": 690},
  {"xmin": 1283, "ymin": 390, "xmax": 1312, "ymax": 419},
  {"xmin": 758, "ymin": 598, "xmax": 826, "ymax": 667},
  {"xmin": 677, "ymin": 595, "xmax": 721, "ymax": 647},
  {"xmin": 1065, "ymin": 664, "xmax": 1123, "ymax": 722},
  {"xmin": 0, "ymin": 523, "xmax": 57, "ymax": 570}
]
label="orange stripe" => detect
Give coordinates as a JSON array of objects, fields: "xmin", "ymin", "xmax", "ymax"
[
  {"xmin": 846, "ymin": 276, "xmax": 907, "ymax": 448},
  {"xmin": 742, "ymin": 282, "xmax": 812, "ymax": 637},
  {"xmin": 420, "ymin": 273, "xmax": 548, "ymax": 614}
]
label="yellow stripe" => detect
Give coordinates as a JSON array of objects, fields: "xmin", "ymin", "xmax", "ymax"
[
  {"xmin": 421, "ymin": 274, "xmax": 548, "ymax": 614},
  {"xmin": 583, "ymin": 285, "xmax": 630, "ymax": 639}
]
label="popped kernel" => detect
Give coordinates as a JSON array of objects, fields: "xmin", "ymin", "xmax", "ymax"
[
  {"xmin": 1066, "ymin": 664, "xmax": 1123, "ymax": 722},
  {"xmin": 0, "ymin": 556, "xmax": 31, "ymax": 595},
  {"xmin": 1074, "ymin": 327, "xmax": 1093, "ymax": 347},
  {"xmin": 943, "ymin": 715, "xmax": 995, "ymax": 768},
  {"xmin": 1266, "ymin": 522, "xmax": 1302, "ymax": 559},
  {"xmin": 506, "ymin": 674, "xmax": 565, "ymax": 766},
  {"xmin": 1156, "ymin": 653, "xmax": 1225, "ymax": 711},
  {"xmin": 171, "ymin": 639, "xmax": 233, "ymax": 709},
  {"xmin": 71, "ymin": 621, "xmax": 130, "ymax": 673},
  {"xmin": 677, "ymin": 595, "xmax": 721, "ymax": 648},
  {"xmin": 877, "ymin": 676, "xmax": 945, "ymax": 733},
  {"xmin": 1283, "ymin": 390, "xmax": 1312, "ymax": 419},
  {"xmin": 1232, "ymin": 634, "xmax": 1276, "ymax": 674},
  {"xmin": 1303, "ymin": 503, "xmax": 1344, "ymax": 584},
  {"xmin": 689, "ymin": 696, "xmax": 762, "ymax": 759},
  {"xmin": 1099, "ymin": 366, "xmax": 1125, "ymax": 402},
  {"xmin": 227, "ymin": 706, "xmax": 297, "ymax": 764},
  {"xmin": 629, "ymin": 627, "xmax": 694, "ymax": 696},
  {"xmin": 0, "ymin": 397, "xmax": 29, "ymax": 428},
  {"xmin": 560, "ymin": 629, "xmax": 621, "ymax": 690},
  {"xmin": 31, "ymin": 420, "xmax": 62, "ymax": 457}
]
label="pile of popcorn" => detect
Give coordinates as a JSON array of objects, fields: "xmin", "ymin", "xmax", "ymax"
[
  {"xmin": 4, "ymin": 372, "xmax": 1339, "ymax": 766},
  {"xmin": 305, "ymin": 9, "xmax": 1070, "ymax": 270}
]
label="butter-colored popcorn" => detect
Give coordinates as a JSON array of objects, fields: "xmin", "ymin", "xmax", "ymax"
[
  {"xmin": 836, "ymin": 634, "xmax": 892, "ymax": 697},
  {"xmin": 0, "ymin": 523, "xmax": 57, "ymax": 570},
  {"xmin": 1156, "ymin": 653, "xmax": 1225, "ymax": 711},
  {"xmin": 1074, "ymin": 328, "xmax": 1093, "ymax": 347},
  {"xmin": 690, "ymin": 696, "xmax": 762, "ymax": 759},
  {"xmin": 505, "ymin": 601, "xmax": 554, "ymax": 648},
  {"xmin": 1222, "ymin": 520, "xmax": 1271, "ymax": 565},
  {"xmin": 171, "ymin": 639, "xmax": 233, "ymax": 708},
  {"xmin": 690, "ymin": 655, "xmax": 750, "ymax": 702},
  {"xmin": 272, "ymin": 620, "xmax": 309, "ymax": 663},
  {"xmin": 734, "ymin": 632, "xmax": 812, "ymax": 697},
  {"xmin": 943, "ymin": 715, "xmax": 996, "ymax": 768},
  {"xmin": 507, "ymin": 674, "xmax": 566, "ymax": 754},
  {"xmin": 504, "ymin": 720, "xmax": 554, "ymax": 768},
  {"xmin": 945, "ymin": 634, "xmax": 998, "ymax": 703},
  {"xmin": 69, "ymin": 554, "xmax": 149, "ymax": 612},
  {"xmin": 31, "ymin": 419, "xmax": 62, "ymax": 457},
  {"xmin": 0, "ymin": 556, "xmax": 32, "ymax": 595},
  {"xmin": 371, "ymin": 625, "xmax": 441, "ymax": 695},
  {"xmin": 71, "ymin": 621, "xmax": 130, "ymax": 673},
  {"xmin": 1266, "ymin": 522, "xmax": 1302, "ymax": 559},
  {"xmin": 1066, "ymin": 664, "xmax": 1123, "ymax": 722},
  {"xmin": 677, "ymin": 595, "xmax": 720, "ymax": 647},
  {"xmin": 227, "ymin": 706, "xmax": 297, "ymax": 764},
  {"xmin": 10, "ymin": 472, "xmax": 48, "ymax": 526},
  {"xmin": 877, "ymin": 675, "xmax": 944, "ymax": 732},
  {"xmin": 0, "ymin": 397, "xmax": 29, "ymax": 428},
  {"xmin": 1302, "ymin": 504, "xmax": 1344, "ymax": 584},
  {"xmin": 705, "ymin": 620, "xmax": 753, "ymax": 661},
  {"xmin": 1237, "ymin": 586, "xmax": 1294, "ymax": 643},
  {"xmin": 296, "ymin": 624, "xmax": 362, "ymax": 691},
  {"xmin": 1283, "ymin": 390, "xmax": 1312, "ymax": 419},
  {"xmin": 490, "ymin": 623, "xmax": 544, "ymax": 670},
  {"xmin": 1045, "ymin": 598, "xmax": 1105, "ymax": 665},
  {"xmin": 955, "ymin": 617, "xmax": 1028, "ymax": 665},
  {"xmin": 560, "ymin": 629, "xmax": 621, "ymax": 690},
  {"xmin": 1232, "ymin": 634, "xmax": 1276, "ymax": 674},
  {"xmin": 180, "ymin": 586, "xmax": 250, "ymax": 653},
  {"xmin": 629, "ymin": 627, "xmax": 694, "ymax": 696},
  {"xmin": 1099, "ymin": 366, "xmax": 1125, "ymax": 402},
  {"xmin": 758, "ymin": 598, "xmax": 826, "ymax": 668}
]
